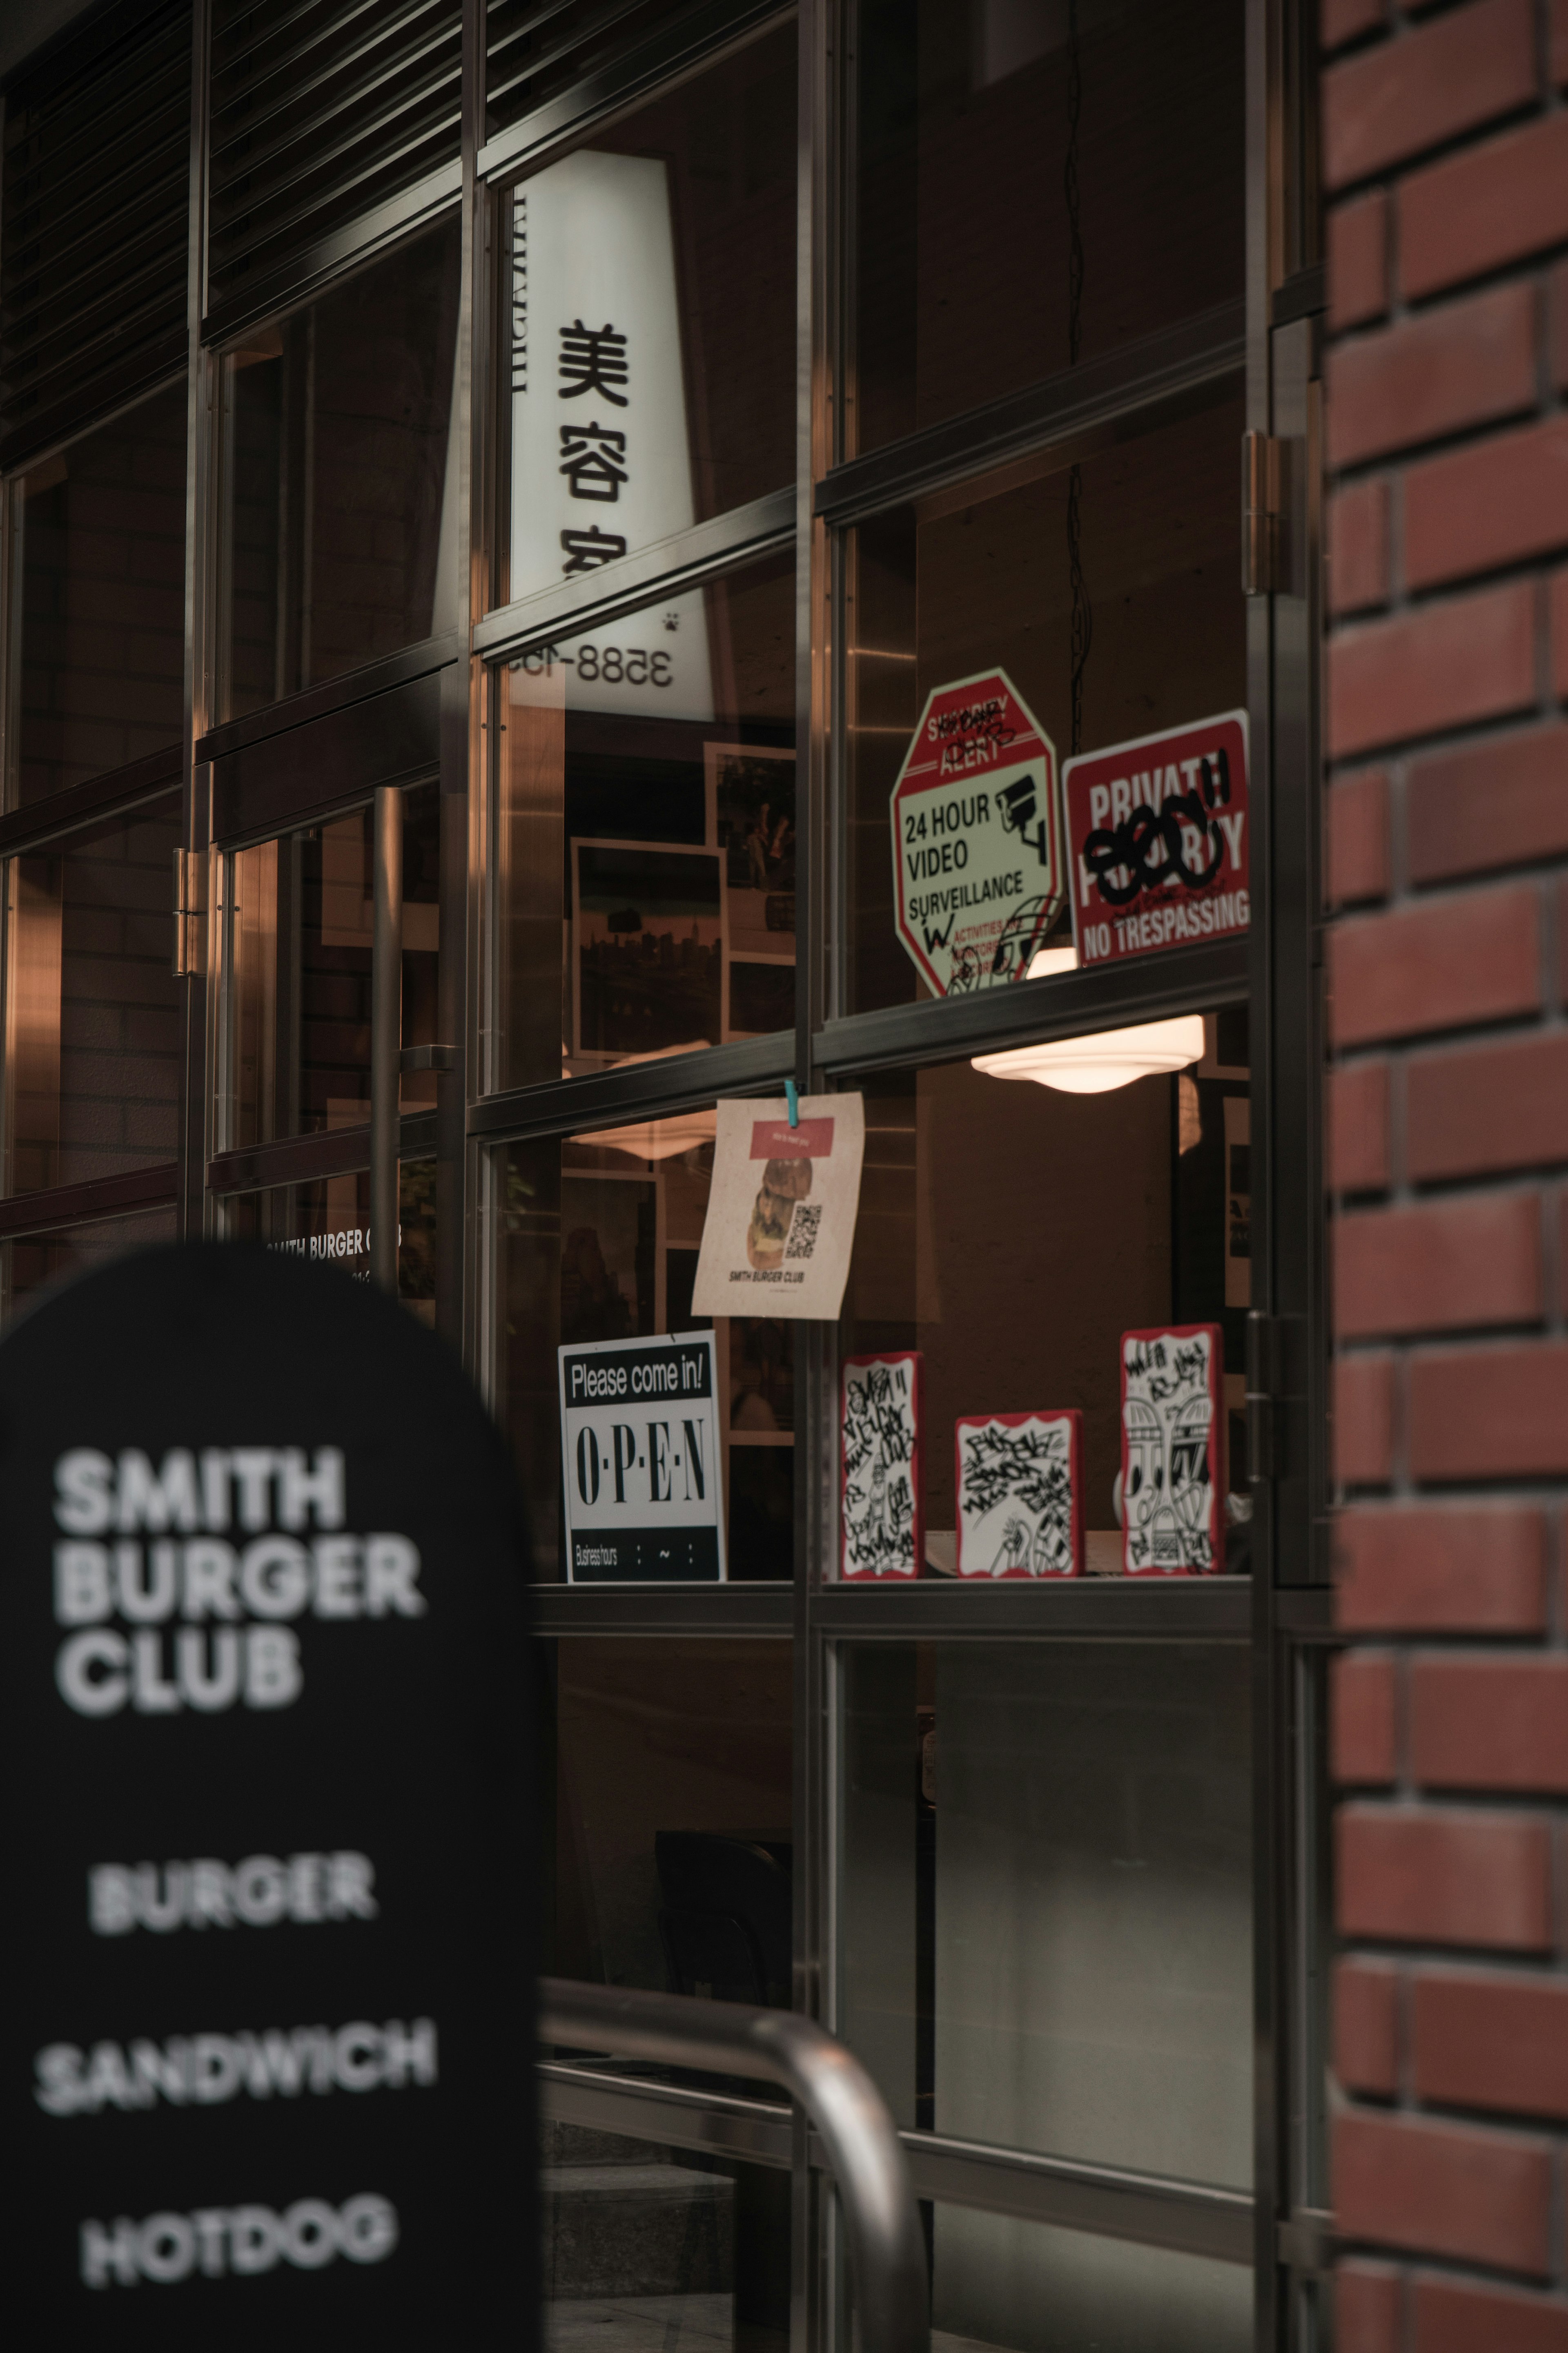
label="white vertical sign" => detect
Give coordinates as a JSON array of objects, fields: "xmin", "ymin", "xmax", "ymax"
[{"xmin": 510, "ymin": 149, "xmax": 715, "ymax": 722}]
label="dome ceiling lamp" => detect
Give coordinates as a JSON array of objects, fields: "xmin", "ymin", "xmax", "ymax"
[{"xmin": 971, "ymin": 946, "xmax": 1205, "ymax": 1094}]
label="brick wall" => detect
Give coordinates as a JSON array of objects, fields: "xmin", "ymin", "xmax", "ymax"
[{"xmin": 1323, "ymin": 2, "xmax": 1568, "ymax": 2343}]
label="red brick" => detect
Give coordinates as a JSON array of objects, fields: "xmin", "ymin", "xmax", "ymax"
[
  {"xmin": 1550, "ymin": 569, "xmax": 1568, "ymax": 701},
  {"xmin": 1323, "ymin": 0, "xmax": 1386, "ymax": 54},
  {"xmin": 1327, "ymin": 284, "xmax": 1535, "ymax": 469},
  {"xmin": 1554, "ymin": 0, "xmax": 1568, "ymax": 90},
  {"xmin": 1337, "ymin": 1804, "xmax": 1551, "ymax": 1947},
  {"xmin": 1414, "ymin": 1970, "xmax": 1568, "ymax": 2119},
  {"xmin": 1549, "ymin": 260, "xmax": 1568, "ymax": 390},
  {"xmin": 1408, "ymin": 728, "xmax": 1568, "ymax": 885},
  {"xmin": 1414, "ymin": 2275, "xmax": 1568, "ymax": 2353},
  {"xmin": 1333, "ymin": 2108, "xmax": 1552, "ymax": 2271},
  {"xmin": 1408, "ymin": 1034, "xmax": 1568, "ymax": 1181},
  {"xmin": 1330, "ymin": 189, "xmax": 1391, "ymax": 331},
  {"xmin": 1401, "ymin": 114, "xmax": 1568, "ymax": 301},
  {"xmin": 1330, "ymin": 1059, "xmax": 1392, "ymax": 1190},
  {"xmin": 1337, "ymin": 1354, "xmax": 1397, "ymax": 1485},
  {"xmin": 1334, "ymin": 1651, "xmax": 1400, "ymax": 1782},
  {"xmin": 1340, "ymin": 2262, "xmax": 1402, "ymax": 2353},
  {"xmin": 1410, "ymin": 1343, "xmax": 1568, "ymax": 1479},
  {"xmin": 1334, "ymin": 1507, "xmax": 1548, "ymax": 1631},
  {"xmin": 1412, "ymin": 1657, "xmax": 1568, "ymax": 1792},
  {"xmin": 1323, "ymin": 0, "xmax": 1536, "ymax": 190},
  {"xmin": 1330, "ymin": 478, "xmax": 1392, "ymax": 615},
  {"xmin": 1337, "ymin": 1956, "xmax": 1402, "ymax": 2093},
  {"xmin": 1409, "ymin": 418, "xmax": 1568, "ymax": 595},
  {"xmin": 1327, "ymin": 583, "xmax": 1536, "ymax": 761},
  {"xmin": 1335, "ymin": 1193, "xmax": 1543, "ymax": 1338},
  {"xmin": 1328, "ymin": 770, "xmax": 1391, "ymax": 906},
  {"xmin": 1329, "ymin": 887, "xmax": 1540, "ymax": 1048}
]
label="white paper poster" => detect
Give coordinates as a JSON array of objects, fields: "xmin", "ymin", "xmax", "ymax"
[
  {"xmin": 691, "ymin": 1095, "xmax": 866, "ymax": 1322},
  {"xmin": 510, "ymin": 149, "xmax": 714, "ymax": 721},
  {"xmin": 557, "ymin": 1331, "xmax": 724, "ymax": 1583}
]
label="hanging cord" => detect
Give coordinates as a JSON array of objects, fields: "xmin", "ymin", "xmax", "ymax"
[{"xmin": 1065, "ymin": 0, "xmax": 1092, "ymax": 758}]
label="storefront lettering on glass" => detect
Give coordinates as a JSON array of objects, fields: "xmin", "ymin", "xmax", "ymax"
[
  {"xmin": 840, "ymin": 1351, "xmax": 923, "ymax": 1580},
  {"xmin": 1119, "ymin": 1323, "xmax": 1224, "ymax": 1577},
  {"xmin": 889, "ymin": 668, "xmax": 1065, "ymax": 997},
  {"xmin": 1063, "ymin": 712, "xmax": 1250, "ymax": 968}
]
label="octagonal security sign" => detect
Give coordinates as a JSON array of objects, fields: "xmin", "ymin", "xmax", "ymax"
[{"xmin": 889, "ymin": 669, "xmax": 1065, "ymax": 996}]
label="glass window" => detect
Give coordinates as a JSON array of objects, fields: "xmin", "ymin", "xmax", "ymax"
[
  {"xmin": 841, "ymin": 1024, "xmax": 1250, "ymax": 1575},
  {"xmin": 493, "ymin": 1116, "xmax": 795, "ymax": 1583},
  {"xmin": 493, "ymin": 549, "xmax": 795, "ymax": 1093},
  {"xmin": 225, "ymin": 781, "xmax": 441, "ymax": 1146},
  {"xmin": 541, "ymin": 2122, "xmax": 789, "ymax": 2353},
  {"xmin": 502, "ymin": 23, "xmax": 795, "ymax": 606},
  {"xmin": 13, "ymin": 382, "xmax": 187, "ymax": 805},
  {"xmin": 840, "ymin": 1642, "xmax": 1251, "ymax": 2179},
  {"xmin": 3, "ymin": 799, "xmax": 184, "ymax": 1195},
  {"xmin": 222, "ymin": 1159, "xmax": 438, "ymax": 1324},
  {"xmin": 0, "ymin": 1203, "xmax": 177, "ymax": 1327},
  {"xmin": 911, "ymin": 2196, "xmax": 1250, "ymax": 2353},
  {"xmin": 845, "ymin": 393, "xmax": 1246, "ymax": 1017},
  {"xmin": 852, "ymin": 0, "xmax": 1244, "ymax": 452},
  {"xmin": 219, "ymin": 215, "xmax": 462, "ymax": 718},
  {"xmin": 546, "ymin": 1638, "xmax": 793, "ymax": 1992}
]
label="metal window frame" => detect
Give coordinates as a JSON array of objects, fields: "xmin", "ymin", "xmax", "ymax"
[{"xmin": 0, "ymin": 0, "xmax": 1327, "ymax": 2343}]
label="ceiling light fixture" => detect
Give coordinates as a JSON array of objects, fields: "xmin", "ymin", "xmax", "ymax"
[{"xmin": 971, "ymin": 946, "xmax": 1205, "ymax": 1095}]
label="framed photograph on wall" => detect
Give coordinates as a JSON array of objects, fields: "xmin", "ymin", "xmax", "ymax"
[
  {"xmin": 954, "ymin": 1409, "xmax": 1084, "ymax": 1577},
  {"xmin": 841, "ymin": 1351, "xmax": 923, "ymax": 1580},
  {"xmin": 570, "ymin": 839, "xmax": 725, "ymax": 1064}
]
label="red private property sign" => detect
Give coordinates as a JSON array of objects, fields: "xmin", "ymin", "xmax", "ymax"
[
  {"xmin": 889, "ymin": 669, "xmax": 1065, "ymax": 997},
  {"xmin": 1062, "ymin": 710, "xmax": 1250, "ymax": 968}
]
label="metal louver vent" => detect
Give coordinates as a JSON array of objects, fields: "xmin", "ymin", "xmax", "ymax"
[
  {"xmin": 484, "ymin": 0, "xmax": 704, "ymax": 146},
  {"xmin": 0, "ymin": 0, "xmax": 192, "ymax": 468},
  {"xmin": 207, "ymin": 0, "xmax": 462, "ymax": 331}
]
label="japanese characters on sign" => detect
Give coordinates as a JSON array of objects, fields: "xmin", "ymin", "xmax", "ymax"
[
  {"xmin": 889, "ymin": 668, "xmax": 1065, "ymax": 997},
  {"xmin": 1061, "ymin": 711, "xmax": 1250, "ymax": 968},
  {"xmin": 558, "ymin": 1332, "xmax": 725, "ymax": 1584},
  {"xmin": 508, "ymin": 149, "xmax": 715, "ymax": 721}
]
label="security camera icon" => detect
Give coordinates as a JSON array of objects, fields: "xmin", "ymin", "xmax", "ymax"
[{"xmin": 996, "ymin": 771, "xmax": 1051, "ymax": 865}]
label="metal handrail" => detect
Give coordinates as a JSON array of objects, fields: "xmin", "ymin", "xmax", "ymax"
[{"xmin": 540, "ymin": 1978, "xmax": 931, "ymax": 2353}]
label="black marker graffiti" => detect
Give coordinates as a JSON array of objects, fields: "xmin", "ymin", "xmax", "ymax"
[{"xmin": 1082, "ymin": 747, "xmax": 1232, "ymax": 909}]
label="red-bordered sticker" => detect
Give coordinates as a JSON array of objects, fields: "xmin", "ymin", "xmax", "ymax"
[
  {"xmin": 840, "ymin": 1352, "xmax": 923, "ymax": 1580},
  {"xmin": 1063, "ymin": 711, "xmax": 1249, "ymax": 968},
  {"xmin": 954, "ymin": 1410, "xmax": 1083, "ymax": 1578}
]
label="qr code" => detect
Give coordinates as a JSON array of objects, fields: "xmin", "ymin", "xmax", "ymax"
[{"xmin": 785, "ymin": 1203, "xmax": 822, "ymax": 1261}]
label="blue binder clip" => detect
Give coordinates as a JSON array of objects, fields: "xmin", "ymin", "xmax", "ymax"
[{"xmin": 784, "ymin": 1079, "xmax": 800, "ymax": 1129}]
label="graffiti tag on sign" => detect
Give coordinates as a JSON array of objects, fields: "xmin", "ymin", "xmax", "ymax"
[
  {"xmin": 888, "ymin": 669, "xmax": 1065, "ymax": 996},
  {"xmin": 1062, "ymin": 711, "xmax": 1250, "ymax": 968}
]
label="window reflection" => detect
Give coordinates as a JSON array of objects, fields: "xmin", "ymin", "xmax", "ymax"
[
  {"xmin": 3, "ymin": 801, "xmax": 183, "ymax": 1195},
  {"xmin": 494, "ymin": 1124, "xmax": 794, "ymax": 1582},
  {"xmin": 843, "ymin": 1020, "xmax": 1250, "ymax": 1574},
  {"xmin": 0, "ymin": 1205, "xmax": 176, "ymax": 1328},
  {"xmin": 841, "ymin": 1642, "xmax": 1251, "ymax": 2189},
  {"xmin": 495, "ymin": 553, "xmax": 795, "ymax": 1091},
  {"xmin": 503, "ymin": 23, "xmax": 795, "ymax": 604},
  {"xmin": 853, "ymin": 0, "xmax": 1243, "ymax": 451},
  {"xmin": 220, "ymin": 215, "xmax": 462, "ymax": 717},
  {"xmin": 227, "ymin": 782, "xmax": 440, "ymax": 1147},
  {"xmin": 846, "ymin": 396, "xmax": 1246, "ymax": 1017},
  {"xmin": 14, "ymin": 383, "xmax": 187, "ymax": 803},
  {"xmin": 223, "ymin": 1161, "xmax": 437, "ymax": 1325}
]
